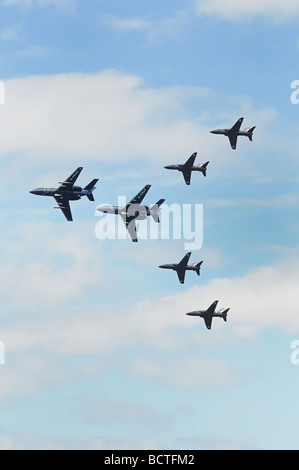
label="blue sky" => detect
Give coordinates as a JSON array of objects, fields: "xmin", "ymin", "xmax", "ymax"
[{"xmin": 0, "ymin": 0, "xmax": 299, "ymax": 450}]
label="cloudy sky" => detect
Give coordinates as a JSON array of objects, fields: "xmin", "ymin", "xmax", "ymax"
[{"xmin": 0, "ymin": 0, "xmax": 299, "ymax": 450}]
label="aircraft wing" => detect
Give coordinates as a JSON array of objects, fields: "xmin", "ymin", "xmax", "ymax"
[
  {"xmin": 176, "ymin": 269, "xmax": 186, "ymax": 284},
  {"xmin": 230, "ymin": 117, "xmax": 244, "ymax": 134},
  {"xmin": 228, "ymin": 118, "xmax": 244, "ymax": 149},
  {"xmin": 128, "ymin": 185, "xmax": 151, "ymax": 205},
  {"xmin": 120, "ymin": 214, "xmax": 138, "ymax": 242},
  {"xmin": 206, "ymin": 300, "xmax": 218, "ymax": 315},
  {"xmin": 228, "ymin": 134, "xmax": 238, "ymax": 150},
  {"xmin": 56, "ymin": 167, "xmax": 83, "ymax": 191},
  {"xmin": 54, "ymin": 194, "xmax": 73, "ymax": 221},
  {"xmin": 182, "ymin": 169, "xmax": 192, "ymax": 185},
  {"xmin": 184, "ymin": 152, "xmax": 197, "ymax": 168},
  {"xmin": 178, "ymin": 252, "xmax": 192, "ymax": 267},
  {"xmin": 203, "ymin": 315, "xmax": 213, "ymax": 330}
]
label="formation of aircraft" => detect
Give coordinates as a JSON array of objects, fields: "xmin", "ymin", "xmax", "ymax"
[
  {"xmin": 30, "ymin": 167, "xmax": 98, "ymax": 222},
  {"xmin": 164, "ymin": 152, "xmax": 209, "ymax": 185},
  {"xmin": 97, "ymin": 185, "xmax": 165, "ymax": 243},
  {"xmin": 159, "ymin": 252, "xmax": 203, "ymax": 284},
  {"xmin": 210, "ymin": 117, "xmax": 256, "ymax": 150},
  {"xmin": 186, "ymin": 300, "xmax": 230, "ymax": 330},
  {"xmin": 29, "ymin": 115, "xmax": 256, "ymax": 329}
]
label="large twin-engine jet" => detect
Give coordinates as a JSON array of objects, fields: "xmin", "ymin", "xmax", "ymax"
[
  {"xmin": 164, "ymin": 152, "xmax": 209, "ymax": 185},
  {"xmin": 210, "ymin": 117, "xmax": 256, "ymax": 150},
  {"xmin": 97, "ymin": 185, "xmax": 165, "ymax": 243},
  {"xmin": 159, "ymin": 252, "xmax": 203, "ymax": 284},
  {"xmin": 30, "ymin": 167, "xmax": 98, "ymax": 221},
  {"xmin": 186, "ymin": 300, "xmax": 230, "ymax": 330}
]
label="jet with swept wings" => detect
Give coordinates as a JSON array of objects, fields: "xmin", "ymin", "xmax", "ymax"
[
  {"xmin": 30, "ymin": 167, "xmax": 98, "ymax": 221},
  {"xmin": 164, "ymin": 152, "xmax": 209, "ymax": 185},
  {"xmin": 159, "ymin": 252, "xmax": 203, "ymax": 284},
  {"xmin": 97, "ymin": 185, "xmax": 165, "ymax": 242},
  {"xmin": 186, "ymin": 300, "xmax": 229, "ymax": 330},
  {"xmin": 210, "ymin": 117, "xmax": 256, "ymax": 150}
]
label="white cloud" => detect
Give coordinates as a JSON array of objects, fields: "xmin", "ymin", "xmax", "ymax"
[
  {"xmin": 0, "ymin": 24, "xmax": 22, "ymax": 42},
  {"xmin": 196, "ymin": 0, "xmax": 299, "ymax": 21},
  {"xmin": 102, "ymin": 11, "xmax": 187, "ymax": 41},
  {"xmin": 2, "ymin": 0, "xmax": 76, "ymax": 11},
  {"xmin": 0, "ymin": 255, "xmax": 297, "ymax": 404},
  {"xmin": 0, "ymin": 71, "xmax": 212, "ymax": 164},
  {"xmin": 0, "ymin": 430, "xmax": 159, "ymax": 450},
  {"xmin": 16, "ymin": 44, "xmax": 53, "ymax": 58},
  {"xmin": 0, "ymin": 70, "xmax": 276, "ymax": 178},
  {"xmin": 0, "ymin": 221, "xmax": 104, "ymax": 310},
  {"xmin": 212, "ymin": 192, "xmax": 299, "ymax": 209}
]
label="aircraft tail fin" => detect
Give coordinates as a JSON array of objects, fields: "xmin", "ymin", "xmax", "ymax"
[
  {"xmin": 248, "ymin": 126, "xmax": 256, "ymax": 141},
  {"xmin": 84, "ymin": 179, "xmax": 99, "ymax": 191},
  {"xmin": 150, "ymin": 199, "xmax": 165, "ymax": 223},
  {"xmin": 201, "ymin": 161, "xmax": 209, "ymax": 177},
  {"xmin": 195, "ymin": 261, "xmax": 203, "ymax": 276},
  {"xmin": 222, "ymin": 308, "xmax": 230, "ymax": 322},
  {"xmin": 84, "ymin": 179, "xmax": 98, "ymax": 201}
]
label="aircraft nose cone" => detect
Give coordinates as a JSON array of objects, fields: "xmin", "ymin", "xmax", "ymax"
[
  {"xmin": 97, "ymin": 204, "xmax": 113, "ymax": 214},
  {"xmin": 30, "ymin": 189, "xmax": 38, "ymax": 195}
]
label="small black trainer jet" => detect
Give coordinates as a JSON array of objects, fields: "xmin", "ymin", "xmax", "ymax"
[
  {"xmin": 210, "ymin": 117, "xmax": 256, "ymax": 150},
  {"xmin": 159, "ymin": 252, "xmax": 203, "ymax": 284},
  {"xmin": 186, "ymin": 300, "xmax": 229, "ymax": 330},
  {"xmin": 164, "ymin": 152, "xmax": 209, "ymax": 185},
  {"xmin": 97, "ymin": 185, "xmax": 165, "ymax": 243},
  {"xmin": 30, "ymin": 167, "xmax": 98, "ymax": 221}
]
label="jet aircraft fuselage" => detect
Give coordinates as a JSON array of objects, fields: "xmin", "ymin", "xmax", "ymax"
[
  {"xmin": 164, "ymin": 152, "xmax": 209, "ymax": 185},
  {"xmin": 97, "ymin": 185, "xmax": 165, "ymax": 242},
  {"xmin": 30, "ymin": 186, "xmax": 90, "ymax": 200},
  {"xmin": 30, "ymin": 167, "xmax": 98, "ymax": 221},
  {"xmin": 98, "ymin": 202, "xmax": 160, "ymax": 221},
  {"xmin": 186, "ymin": 300, "xmax": 229, "ymax": 330},
  {"xmin": 210, "ymin": 128, "xmax": 254, "ymax": 137},
  {"xmin": 164, "ymin": 163, "xmax": 207, "ymax": 172},
  {"xmin": 159, "ymin": 252, "xmax": 203, "ymax": 284},
  {"xmin": 210, "ymin": 117, "xmax": 256, "ymax": 150}
]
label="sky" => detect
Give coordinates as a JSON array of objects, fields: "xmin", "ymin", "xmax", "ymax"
[{"xmin": 0, "ymin": 0, "xmax": 299, "ymax": 450}]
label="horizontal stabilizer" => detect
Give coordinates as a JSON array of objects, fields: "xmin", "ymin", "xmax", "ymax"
[{"xmin": 87, "ymin": 193, "xmax": 95, "ymax": 202}]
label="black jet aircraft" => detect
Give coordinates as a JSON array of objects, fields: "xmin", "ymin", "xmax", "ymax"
[
  {"xmin": 97, "ymin": 185, "xmax": 165, "ymax": 243},
  {"xmin": 186, "ymin": 300, "xmax": 229, "ymax": 330},
  {"xmin": 30, "ymin": 167, "xmax": 98, "ymax": 221},
  {"xmin": 164, "ymin": 152, "xmax": 209, "ymax": 185},
  {"xmin": 159, "ymin": 252, "xmax": 203, "ymax": 284},
  {"xmin": 210, "ymin": 117, "xmax": 256, "ymax": 150}
]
